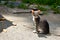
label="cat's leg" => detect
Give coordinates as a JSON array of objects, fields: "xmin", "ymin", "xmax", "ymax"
[
  {"xmin": 36, "ymin": 25, "xmax": 39, "ymax": 33},
  {"xmin": 36, "ymin": 25, "xmax": 43, "ymax": 34},
  {"xmin": 38, "ymin": 28, "xmax": 43, "ymax": 33},
  {"xmin": 32, "ymin": 16, "xmax": 37, "ymax": 33},
  {"xmin": 33, "ymin": 22, "xmax": 36, "ymax": 33}
]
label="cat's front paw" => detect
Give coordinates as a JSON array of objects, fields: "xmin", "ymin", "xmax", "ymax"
[{"xmin": 33, "ymin": 30, "xmax": 37, "ymax": 33}]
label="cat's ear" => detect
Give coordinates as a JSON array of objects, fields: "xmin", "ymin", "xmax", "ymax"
[
  {"xmin": 32, "ymin": 10, "xmax": 34, "ymax": 13},
  {"xmin": 31, "ymin": 10, "xmax": 34, "ymax": 15},
  {"xmin": 38, "ymin": 10, "xmax": 41, "ymax": 14}
]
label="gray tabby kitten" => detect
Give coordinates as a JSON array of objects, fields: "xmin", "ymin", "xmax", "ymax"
[{"xmin": 31, "ymin": 8, "xmax": 49, "ymax": 34}]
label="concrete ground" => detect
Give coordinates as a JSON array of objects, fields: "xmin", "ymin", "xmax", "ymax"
[{"xmin": 0, "ymin": 13, "xmax": 60, "ymax": 40}]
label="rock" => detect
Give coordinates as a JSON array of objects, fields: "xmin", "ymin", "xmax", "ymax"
[
  {"xmin": 29, "ymin": 4, "xmax": 38, "ymax": 9},
  {"xmin": 0, "ymin": 22, "xmax": 4, "ymax": 32},
  {"xmin": 3, "ymin": 29, "xmax": 7, "ymax": 32}
]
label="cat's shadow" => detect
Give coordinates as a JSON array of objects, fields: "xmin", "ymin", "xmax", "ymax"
[{"xmin": 37, "ymin": 33, "xmax": 51, "ymax": 38}]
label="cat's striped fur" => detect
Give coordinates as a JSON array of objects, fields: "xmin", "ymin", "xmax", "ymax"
[{"xmin": 31, "ymin": 9, "xmax": 49, "ymax": 34}]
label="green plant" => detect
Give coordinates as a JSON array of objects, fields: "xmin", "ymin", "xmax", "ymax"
[
  {"xmin": 0, "ymin": 3, "xmax": 2, "ymax": 5},
  {"xmin": 51, "ymin": 4, "xmax": 57, "ymax": 9},
  {"xmin": 51, "ymin": 4, "xmax": 60, "ymax": 14},
  {"xmin": 22, "ymin": 0, "xmax": 60, "ymax": 5},
  {"xmin": 6, "ymin": 3, "xmax": 15, "ymax": 8},
  {"xmin": 42, "ymin": 11, "xmax": 48, "ymax": 14},
  {"xmin": 4, "ymin": 1, "xmax": 8, "ymax": 5},
  {"xmin": 53, "ymin": 8, "xmax": 60, "ymax": 14},
  {"xmin": 37, "ymin": 5, "xmax": 48, "ymax": 11},
  {"xmin": 17, "ymin": 3, "xmax": 28, "ymax": 9}
]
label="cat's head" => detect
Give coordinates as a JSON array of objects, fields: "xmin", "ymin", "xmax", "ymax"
[{"xmin": 31, "ymin": 9, "xmax": 40, "ymax": 18}]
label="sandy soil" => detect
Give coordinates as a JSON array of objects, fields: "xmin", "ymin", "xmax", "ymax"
[{"xmin": 0, "ymin": 13, "xmax": 60, "ymax": 40}]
